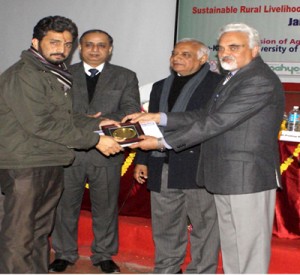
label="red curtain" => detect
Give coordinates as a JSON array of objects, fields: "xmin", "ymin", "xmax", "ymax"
[{"xmin": 273, "ymin": 141, "xmax": 300, "ymax": 239}]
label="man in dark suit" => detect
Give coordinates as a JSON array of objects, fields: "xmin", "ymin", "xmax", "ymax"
[
  {"xmin": 123, "ymin": 23, "xmax": 285, "ymax": 273},
  {"xmin": 134, "ymin": 39, "xmax": 221, "ymax": 273},
  {"xmin": 49, "ymin": 29, "xmax": 140, "ymax": 273}
]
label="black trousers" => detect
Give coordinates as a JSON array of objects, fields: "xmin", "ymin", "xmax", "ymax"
[{"xmin": 0, "ymin": 166, "xmax": 64, "ymax": 273}]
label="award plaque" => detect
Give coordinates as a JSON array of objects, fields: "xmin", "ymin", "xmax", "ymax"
[{"xmin": 101, "ymin": 122, "xmax": 144, "ymax": 145}]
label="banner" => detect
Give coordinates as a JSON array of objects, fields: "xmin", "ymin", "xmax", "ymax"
[{"xmin": 177, "ymin": 0, "xmax": 300, "ymax": 83}]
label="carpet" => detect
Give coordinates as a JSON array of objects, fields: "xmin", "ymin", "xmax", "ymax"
[{"xmin": 78, "ymin": 210, "xmax": 300, "ymax": 274}]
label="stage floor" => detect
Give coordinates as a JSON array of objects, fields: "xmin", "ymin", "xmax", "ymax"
[{"xmin": 49, "ymin": 210, "xmax": 300, "ymax": 274}]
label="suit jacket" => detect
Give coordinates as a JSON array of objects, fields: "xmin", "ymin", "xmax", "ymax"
[
  {"xmin": 70, "ymin": 62, "xmax": 140, "ymax": 167},
  {"xmin": 135, "ymin": 70, "xmax": 223, "ymax": 192},
  {"xmin": 164, "ymin": 56, "xmax": 285, "ymax": 195}
]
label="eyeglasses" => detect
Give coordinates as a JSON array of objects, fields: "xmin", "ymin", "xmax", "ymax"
[{"xmin": 216, "ymin": 44, "xmax": 245, "ymax": 53}]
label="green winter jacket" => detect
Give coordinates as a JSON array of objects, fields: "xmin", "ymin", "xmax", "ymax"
[{"xmin": 0, "ymin": 50, "xmax": 100, "ymax": 168}]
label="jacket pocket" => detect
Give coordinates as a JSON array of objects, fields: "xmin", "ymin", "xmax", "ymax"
[{"xmin": 222, "ymin": 151, "xmax": 254, "ymax": 162}]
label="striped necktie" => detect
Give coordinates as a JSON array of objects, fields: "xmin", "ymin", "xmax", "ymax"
[
  {"xmin": 214, "ymin": 72, "xmax": 233, "ymax": 102},
  {"xmin": 223, "ymin": 72, "xmax": 233, "ymax": 85}
]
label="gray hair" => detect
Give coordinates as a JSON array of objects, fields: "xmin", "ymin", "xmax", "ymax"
[
  {"xmin": 177, "ymin": 38, "xmax": 210, "ymax": 59},
  {"xmin": 217, "ymin": 23, "xmax": 261, "ymax": 49}
]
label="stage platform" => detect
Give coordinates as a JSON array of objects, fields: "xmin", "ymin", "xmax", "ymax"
[{"xmin": 67, "ymin": 210, "xmax": 300, "ymax": 274}]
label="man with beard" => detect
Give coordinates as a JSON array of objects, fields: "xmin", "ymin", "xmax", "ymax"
[
  {"xmin": 123, "ymin": 23, "xmax": 285, "ymax": 273},
  {"xmin": 0, "ymin": 16, "xmax": 122, "ymax": 273}
]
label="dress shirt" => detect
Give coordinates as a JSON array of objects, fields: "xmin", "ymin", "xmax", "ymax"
[
  {"xmin": 158, "ymin": 112, "xmax": 171, "ymax": 149},
  {"xmin": 83, "ymin": 62, "xmax": 104, "ymax": 76}
]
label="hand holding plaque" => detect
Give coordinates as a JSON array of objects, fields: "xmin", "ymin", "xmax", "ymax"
[{"xmin": 101, "ymin": 122, "xmax": 144, "ymax": 146}]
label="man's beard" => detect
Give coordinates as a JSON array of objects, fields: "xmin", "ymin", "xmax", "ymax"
[
  {"xmin": 219, "ymin": 55, "xmax": 238, "ymax": 71},
  {"xmin": 38, "ymin": 48, "xmax": 66, "ymax": 65}
]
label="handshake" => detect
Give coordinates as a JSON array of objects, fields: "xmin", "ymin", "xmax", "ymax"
[{"xmin": 96, "ymin": 112, "xmax": 162, "ymax": 156}]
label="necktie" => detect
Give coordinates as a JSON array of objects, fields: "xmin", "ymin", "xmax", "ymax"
[
  {"xmin": 89, "ymin": 68, "xmax": 99, "ymax": 78},
  {"xmin": 214, "ymin": 72, "xmax": 233, "ymax": 102},
  {"xmin": 223, "ymin": 72, "xmax": 233, "ymax": 85}
]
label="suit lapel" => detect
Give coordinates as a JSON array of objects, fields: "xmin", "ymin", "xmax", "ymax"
[
  {"xmin": 73, "ymin": 64, "xmax": 89, "ymax": 104},
  {"xmin": 207, "ymin": 75, "xmax": 227, "ymax": 112},
  {"xmin": 93, "ymin": 63, "xmax": 114, "ymax": 96}
]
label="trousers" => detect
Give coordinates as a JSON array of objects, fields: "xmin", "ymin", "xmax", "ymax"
[
  {"xmin": 0, "ymin": 167, "xmax": 63, "ymax": 273},
  {"xmin": 214, "ymin": 189, "xmax": 276, "ymax": 273},
  {"xmin": 51, "ymin": 163, "xmax": 121, "ymax": 264},
  {"xmin": 151, "ymin": 164, "xmax": 220, "ymax": 273}
]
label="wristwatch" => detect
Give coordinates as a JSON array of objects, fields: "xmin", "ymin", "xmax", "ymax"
[{"xmin": 157, "ymin": 137, "xmax": 166, "ymax": 152}]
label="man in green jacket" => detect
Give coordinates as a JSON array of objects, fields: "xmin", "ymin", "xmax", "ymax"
[{"xmin": 0, "ymin": 15, "xmax": 122, "ymax": 274}]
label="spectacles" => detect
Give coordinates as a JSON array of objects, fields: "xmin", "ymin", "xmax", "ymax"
[{"xmin": 216, "ymin": 44, "xmax": 245, "ymax": 53}]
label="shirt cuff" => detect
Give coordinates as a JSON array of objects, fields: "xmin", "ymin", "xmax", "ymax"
[
  {"xmin": 162, "ymin": 138, "xmax": 172, "ymax": 149},
  {"xmin": 159, "ymin": 112, "xmax": 167, "ymax": 126},
  {"xmin": 158, "ymin": 113, "xmax": 171, "ymax": 149}
]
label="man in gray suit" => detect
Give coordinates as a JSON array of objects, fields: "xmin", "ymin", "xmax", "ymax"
[
  {"xmin": 49, "ymin": 29, "xmax": 140, "ymax": 273},
  {"xmin": 123, "ymin": 23, "xmax": 285, "ymax": 273}
]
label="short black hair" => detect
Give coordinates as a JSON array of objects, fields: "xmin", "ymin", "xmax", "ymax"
[
  {"xmin": 32, "ymin": 15, "xmax": 78, "ymax": 41},
  {"xmin": 79, "ymin": 29, "xmax": 113, "ymax": 46}
]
